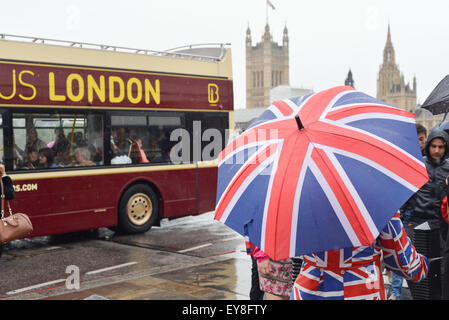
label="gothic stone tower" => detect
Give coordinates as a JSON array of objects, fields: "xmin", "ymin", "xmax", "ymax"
[
  {"xmin": 345, "ymin": 69, "xmax": 355, "ymax": 88},
  {"xmin": 246, "ymin": 23, "xmax": 289, "ymax": 108},
  {"xmin": 377, "ymin": 25, "xmax": 417, "ymax": 113}
]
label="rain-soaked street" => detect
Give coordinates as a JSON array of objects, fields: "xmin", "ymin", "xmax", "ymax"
[{"xmin": 0, "ymin": 212, "xmax": 253, "ymax": 300}]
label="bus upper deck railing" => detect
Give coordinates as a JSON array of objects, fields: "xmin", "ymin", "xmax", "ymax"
[{"xmin": 0, "ymin": 33, "xmax": 230, "ymax": 63}]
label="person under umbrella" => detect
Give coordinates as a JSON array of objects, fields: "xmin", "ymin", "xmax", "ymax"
[
  {"xmin": 215, "ymin": 86, "xmax": 430, "ymax": 300},
  {"xmin": 292, "ymin": 213, "xmax": 428, "ymax": 300}
]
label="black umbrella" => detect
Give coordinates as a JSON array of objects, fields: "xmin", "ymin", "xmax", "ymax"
[
  {"xmin": 422, "ymin": 75, "xmax": 449, "ymax": 115},
  {"xmin": 432, "ymin": 119, "xmax": 449, "ymax": 133}
]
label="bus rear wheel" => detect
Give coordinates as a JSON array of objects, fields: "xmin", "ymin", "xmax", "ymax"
[{"xmin": 118, "ymin": 184, "xmax": 159, "ymax": 234}]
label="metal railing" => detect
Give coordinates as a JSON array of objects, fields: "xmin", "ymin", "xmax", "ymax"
[{"xmin": 0, "ymin": 33, "xmax": 229, "ymax": 62}]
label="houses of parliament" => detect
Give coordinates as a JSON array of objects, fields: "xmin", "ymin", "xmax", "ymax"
[{"xmin": 245, "ymin": 23, "xmax": 441, "ymax": 131}]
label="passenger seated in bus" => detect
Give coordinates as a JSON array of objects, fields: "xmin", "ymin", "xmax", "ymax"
[
  {"xmin": 47, "ymin": 127, "xmax": 60, "ymax": 148},
  {"xmin": 75, "ymin": 132, "xmax": 87, "ymax": 148},
  {"xmin": 38, "ymin": 147, "xmax": 58, "ymax": 169},
  {"xmin": 27, "ymin": 127, "xmax": 47, "ymax": 152},
  {"xmin": 74, "ymin": 147, "xmax": 95, "ymax": 167},
  {"xmin": 60, "ymin": 152, "xmax": 75, "ymax": 167},
  {"xmin": 23, "ymin": 146, "xmax": 40, "ymax": 169},
  {"xmin": 151, "ymin": 139, "xmax": 172, "ymax": 164},
  {"xmin": 115, "ymin": 127, "xmax": 133, "ymax": 157},
  {"xmin": 136, "ymin": 138, "xmax": 150, "ymax": 163},
  {"xmin": 68, "ymin": 131, "xmax": 87, "ymax": 149},
  {"xmin": 51, "ymin": 128, "xmax": 70, "ymax": 163},
  {"xmin": 16, "ymin": 127, "xmax": 47, "ymax": 159},
  {"xmin": 148, "ymin": 138, "xmax": 161, "ymax": 161},
  {"xmin": 129, "ymin": 136, "xmax": 150, "ymax": 164}
]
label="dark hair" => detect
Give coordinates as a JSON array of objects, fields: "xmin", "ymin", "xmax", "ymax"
[
  {"xmin": 39, "ymin": 147, "xmax": 55, "ymax": 164},
  {"xmin": 416, "ymin": 123, "xmax": 427, "ymax": 136}
]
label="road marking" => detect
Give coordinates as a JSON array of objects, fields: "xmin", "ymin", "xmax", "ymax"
[
  {"xmin": 6, "ymin": 262, "xmax": 139, "ymax": 296},
  {"xmin": 6, "ymin": 278, "xmax": 66, "ymax": 295},
  {"xmin": 177, "ymin": 236, "xmax": 242, "ymax": 254},
  {"xmin": 85, "ymin": 262, "xmax": 138, "ymax": 275},
  {"xmin": 178, "ymin": 243, "xmax": 212, "ymax": 253}
]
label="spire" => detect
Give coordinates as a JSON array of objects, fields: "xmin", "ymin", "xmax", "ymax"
[
  {"xmin": 345, "ymin": 69, "xmax": 355, "ymax": 88},
  {"xmin": 246, "ymin": 23, "xmax": 252, "ymax": 47},
  {"xmin": 387, "ymin": 22, "xmax": 391, "ymax": 44},
  {"xmin": 383, "ymin": 23, "xmax": 395, "ymax": 65},
  {"xmin": 263, "ymin": 22, "xmax": 272, "ymax": 42},
  {"xmin": 283, "ymin": 22, "xmax": 289, "ymax": 46}
]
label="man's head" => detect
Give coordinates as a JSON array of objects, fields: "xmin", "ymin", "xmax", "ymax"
[
  {"xmin": 416, "ymin": 124, "xmax": 427, "ymax": 151},
  {"xmin": 424, "ymin": 129, "xmax": 449, "ymax": 164},
  {"xmin": 428, "ymin": 137, "xmax": 446, "ymax": 162}
]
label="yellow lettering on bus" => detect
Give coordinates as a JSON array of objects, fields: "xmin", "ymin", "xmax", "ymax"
[
  {"xmin": 87, "ymin": 74, "xmax": 106, "ymax": 103},
  {"xmin": 0, "ymin": 69, "xmax": 16, "ymax": 100},
  {"xmin": 127, "ymin": 77, "xmax": 142, "ymax": 104},
  {"xmin": 144, "ymin": 79, "xmax": 160, "ymax": 105},
  {"xmin": 109, "ymin": 76, "xmax": 125, "ymax": 103},
  {"xmin": 13, "ymin": 183, "xmax": 38, "ymax": 192},
  {"xmin": 208, "ymin": 83, "xmax": 219, "ymax": 104},
  {"xmin": 66, "ymin": 73, "xmax": 85, "ymax": 102},
  {"xmin": 18, "ymin": 70, "xmax": 37, "ymax": 101},
  {"xmin": 48, "ymin": 72, "xmax": 66, "ymax": 102}
]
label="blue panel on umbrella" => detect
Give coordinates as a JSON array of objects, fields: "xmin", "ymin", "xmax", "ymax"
[
  {"xmin": 289, "ymin": 94, "xmax": 313, "ymax": 107},
  {"xmin": 247, "ymin": 109, "xmax": 277, "ymax": 130},
  {"xmin": 222, "ymin": 161, "xmax": 274, "ymax": 248},
  {"xmin": 216, "ymin": 145, "xmax": 260, "ymax": 203},
  {"xmin": 295, "ymin": 168, "xmax": 352, "ymax": 255},
  {"xmin": 333, "ymin": 91, "xmax": 396, "ymax": 108},
  {"xmin": 334, "ymin": 153, "xmax": 414, "ymax": 231},
  {"xmin": 346, "ymin": 118, "xmax": 423, "ymax": 161}
]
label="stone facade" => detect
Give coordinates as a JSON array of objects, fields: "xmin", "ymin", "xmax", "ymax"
[
  {"xmin": 376, "ymin": 25, "xmax": 441, "ymax": 131},
  {"xmin": 246, "ymin": 23, "xmax": 289, "ymax": 108},
  {"xmin": 376, "ymin": 25, "xmax": 417, "ymax": 114}
]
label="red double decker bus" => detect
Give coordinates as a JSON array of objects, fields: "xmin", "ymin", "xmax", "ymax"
[{"xmin": 0, "ymin": 35, "xmax": 233, "ymax": 237}]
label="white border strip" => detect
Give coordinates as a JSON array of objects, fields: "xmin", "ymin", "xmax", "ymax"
[
  {"xmin": 6, "ymin": 279, "xmax": 66, "ymax": 296},
  {"xmin": 85, "ymin": 262, "xmax": 138, "ymax": 275},
  {"xmin": 177, "ymin": 243, "xmax": 212, "ymax": 253}
]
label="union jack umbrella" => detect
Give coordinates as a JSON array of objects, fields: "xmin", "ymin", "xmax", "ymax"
[{"xmin": 214, "ymin": 86, "xmax": 429, "ymax": 261}]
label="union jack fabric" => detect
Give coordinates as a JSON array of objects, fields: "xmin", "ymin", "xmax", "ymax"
[
  {"xmin": 292, "ymin": 213, "xmax": 429, "ymax": 300},
  {"xmin": 215, "ymin": 86, "xmax": 428, "ymax": 261}
]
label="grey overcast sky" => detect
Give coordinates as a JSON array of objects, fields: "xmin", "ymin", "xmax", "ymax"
[{"xmin": 1, "ymin": 0, "xmax": 448, "ymax": 109}]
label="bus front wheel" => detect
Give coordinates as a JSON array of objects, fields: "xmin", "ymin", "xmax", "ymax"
[{"xmin": 118, "ymin": 184, "xmax": 159, "ymax": 234}]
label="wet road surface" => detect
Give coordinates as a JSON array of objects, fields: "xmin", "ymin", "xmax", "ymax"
[
  {"xmin": 0, "ymin": 212, "xmax": 253, "ymax": 300},
  {"xmin": 0, "ymin": 211, "xmax": 415, "ymax": 300}
]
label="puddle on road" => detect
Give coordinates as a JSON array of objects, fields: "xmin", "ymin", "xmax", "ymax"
[{"xmin": 155, "ymin": 258, "xmax": 252, "ymax": 299}]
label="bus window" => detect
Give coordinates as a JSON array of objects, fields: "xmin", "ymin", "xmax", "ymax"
[
  {"xmin": 111, "ymin": 112, "xmax": 183, "ymax": 165},
  {"xmin": 147, "ymin": 113, "xmax": 183, "ymax": 164},
  {"xmin": 12, "ymin": 113, "xmax": 103, "ymax": 170}
]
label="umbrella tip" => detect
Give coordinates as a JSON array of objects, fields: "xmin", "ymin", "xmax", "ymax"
[{"xmin": 295, "ymin": 115, "xmax": 304, "ymax": 130}]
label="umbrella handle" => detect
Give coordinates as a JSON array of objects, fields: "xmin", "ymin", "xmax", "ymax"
[
  {"xmin": 244, "ymin": 219, "xmax": 254, "ymax": 254},
  {"xmin": 295, "ymin": 115, "xmax": 304, "ymax": 130},
  {"xmin": 243, "ymin": 219, "xmax": 253, "ymax": 236}
]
